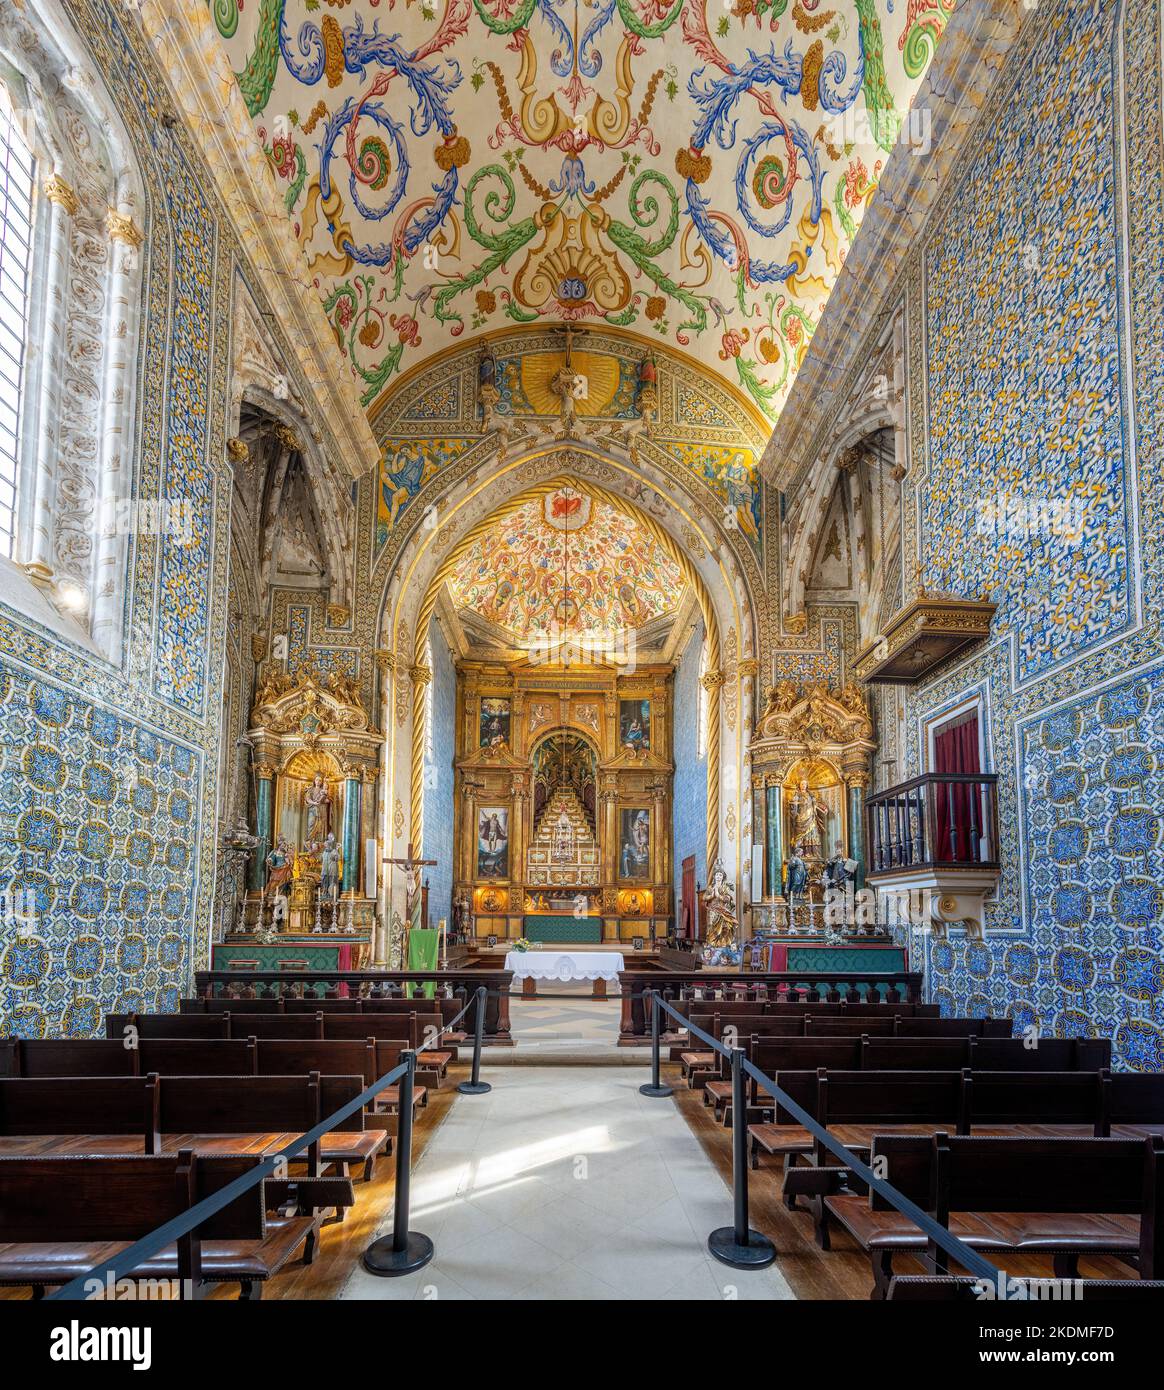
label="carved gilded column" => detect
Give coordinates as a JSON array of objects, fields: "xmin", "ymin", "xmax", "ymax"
[
  {"xmin": 702, "ymin": 668, "xmax": 725, "ymax": 868},
  {"xmin": 92, "ymin": 204, "xmax": 145, "ymax": 649},
  {"xmin": 23, "ymin": 174, "xmax": 77, "ymax": 584},
  {"xmin": 409, "ymin": 663, "xmax": 432, "ymax": 855},
  {"xmin": 738, "ymin": 659, "xmax": 759, "ymax": 905},
  {"xmin": 374, "ymin": 649, "xmax": 396, "ymax": 964}
]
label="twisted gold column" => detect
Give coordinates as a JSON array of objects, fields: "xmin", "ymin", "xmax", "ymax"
[
  {"xmin": 702, "ymin": 661, "xmax": 725, "ymax": 870},
  {"xmin": 408, "ymin": 664, "xmax": 432, "ymax": 861}
]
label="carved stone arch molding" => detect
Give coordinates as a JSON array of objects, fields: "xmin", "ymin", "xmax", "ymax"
[
  {"xmin": 227, "ymin": 279, "xmax": 355, "ymax": 618},
  {"xmin": 0, "ymin": 0, "xmax": 147, "ymax": 657},
  {"xmin": 367, "ymin": 326, "xmax": 772, "ymax": 668},
  {"xmin": 370, "ymin": 442, "xmax": 764, "ymax": 937},
  {"xmin": 782, "ymin": 317, "xmax": 906, "ymax": 641}
]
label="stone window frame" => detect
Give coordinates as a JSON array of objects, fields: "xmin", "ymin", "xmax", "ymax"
[{"xmin": 0, "ymin": 0, "xmax": 145, "ymax": 662}]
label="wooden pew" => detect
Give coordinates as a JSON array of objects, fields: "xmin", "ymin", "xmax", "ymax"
[
  {"xmin": 0, "ymin": 1074, "xmax": 385, "ymax": 1184},
  {"xmin": 155, "ymin": 1073, "xmax": 385, "ymax": 1179},
  {"xmin": 106, "ymin": 1013, "xmax": 228, "ymax": 1040},
  {"xmin": 962, "ymin": 1068, "xmax": 1110, "ymax": 1138},
  {"xmin": 2, "ymin": 1038, "xmax": 257, "ymax": 1078},
  {"xmin": 322, "ymin": 1015, "xmax": 451, "ymax": 1084},
  {"xmin": 139, "ymin": 1039, "xmax": 256, "ymax": 1076},
  {"xmin": 1, "ymin": 1039, "xmax": 134, "ymax": 1077},
  {"xmin": 1111, "ymin": 1073, "xmax": 1164, "ymax": 1138},
  {"xmin": 821, "ymin": 1133, "xmax": 1164, "ymax": 1297},
  {"xmin": 0, "ymin": 1075, "xmax": 156, "ymax": 1154},
  {"xmin": 887, "ymin": 1275, "xmax": 1164, "ymax": 1301},
  {"xmin": 0, "ymin": 1150, "xmax": 314, "ymax": 1299},
  {"xmin": 706, "ymin": 1037, "xmax": 1115, "ymax": 1122},
  {"xmin": 231, "ymin": 1013, "xmax": 324, "ymax": 1040},
  {"xmin": 863, "ymin": 1036, "xmax": 1111, "ymax": 1072},
  {"xmin": 181, "ymin": 998, "xmax": 281, "ymax": 1014},
  {"xmin": 746, "ymin": 1068, "xmax": 1112, "ymax": 1174}
]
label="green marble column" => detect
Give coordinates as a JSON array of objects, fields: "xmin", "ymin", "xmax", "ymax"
[
  {"xmin": 848, "ymin": 781, "xmax": 867, "ymax": 889},
  {"xmin": 765, "ymin": 785, "xmax": 782, "ymax": 898},
  {"xmin": 341, "ymin": 777, "xmax": 362, "ymax": 892},
  {"xmin": 250, "ymin": 770, "xmax": 273, "ymax": 891}
]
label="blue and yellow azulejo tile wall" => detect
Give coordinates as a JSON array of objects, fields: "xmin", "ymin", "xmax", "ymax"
[
  {"xmin": 911, "ymin": 0, "xmax": 1164, "ymax": 1069},
  {"xmin": 0, "ymin": 0, "xmax": 246, "ymax": 1035}
]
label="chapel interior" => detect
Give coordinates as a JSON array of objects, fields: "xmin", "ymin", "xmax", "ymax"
[{"xmin": 0, "ymin": 0, "xmax": 1161, "ymax": 1318}]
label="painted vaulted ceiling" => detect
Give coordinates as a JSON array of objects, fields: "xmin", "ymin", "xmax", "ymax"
[
  {"xmin": 215, "ymin": 0, "xmax": 949, "ymax": 423},
  {"xmin": 446, "ymin": 487, "xmax": 684, "ymax": 648}
]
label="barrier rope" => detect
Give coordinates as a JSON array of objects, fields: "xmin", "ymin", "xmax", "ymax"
[
  {"xmin": 648, "ymin": 990, "xmax": 1005, "ymax": 1285},
  {"xmin": 49, "ymin": 987, "xmax": 496, "ymax": 1299}
]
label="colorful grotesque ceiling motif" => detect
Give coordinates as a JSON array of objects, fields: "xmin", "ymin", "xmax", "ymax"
[
  {"xmin": 446, "ymin": 487, "xmax": 684, "ymax": 647},
  {"xmin": 216, "ymin": 0, "xmax": 949, "ymax": 419}
]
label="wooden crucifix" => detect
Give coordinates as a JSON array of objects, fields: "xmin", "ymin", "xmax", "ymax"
[{"xmin": 383, "ymin": 842, "xmax": 437, "ymax": 926}]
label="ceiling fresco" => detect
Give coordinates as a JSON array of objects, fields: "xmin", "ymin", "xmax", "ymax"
[
  {"xmin": 445, "ymin": 486, "xmax": 684, "ymax": 648},
  {"xmin": 215, "ymin": 0, "xmax": 950, "ymax": 421}
]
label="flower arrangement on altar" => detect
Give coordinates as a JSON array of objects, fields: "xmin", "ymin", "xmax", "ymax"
[{"xmin": 513, "ymin": 938, "xmax": 532, "ymax": 954}]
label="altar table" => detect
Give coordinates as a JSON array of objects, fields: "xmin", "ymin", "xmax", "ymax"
[{"xmin": 505, "ymin": 950, "xmax": 626, "ymax": 999}]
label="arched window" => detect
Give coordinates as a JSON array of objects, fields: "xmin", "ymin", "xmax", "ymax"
[
  {"xmin": 0, "ymin": 83, "xmax": 36, "ymax": 559},
  {"xmin": 0, "ymin": 7, "xmax": 145, "ymax": 659},
  {"xmin": 696, "ymin": 637, "xmax": 709, "ymax": 760}
]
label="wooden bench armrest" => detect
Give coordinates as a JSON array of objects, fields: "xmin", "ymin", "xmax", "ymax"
[{"xmin": 784, "ymin": 1166, "xmax": 851, "ymax": 1199}]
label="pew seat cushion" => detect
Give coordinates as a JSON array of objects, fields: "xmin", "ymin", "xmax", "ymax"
[
  {"xmin": 376, "ymin": 1085, "xmax": 427, "ymax": 1110},
  {"xmin": 0, "ymin": 1135, "xmax": 145, "ymax": 1157},
  {"xmin": 1113, "ymin": 1123, "xmax": 1164, "ymax": 1139},
  {"xmin": 320, "ymin": 1132, "xmax": 386, "ymax": 1166},
  {"xmin": 827, "ymin": 1196, "xmax": 997, "ymax": 1250},
  {"xmin": 0, "ymin": 1216, "xmax": 315, "ymax": 1288},
  {"xmin": 829, "ymin": 1123, "xmax": 959, "ymax": 1149},
  {"xmin": 826, "ymin": 1195, "xmax": 1141, "ymax": 1255},
  {"xmin": 748, "ymin": 1123, "xmax": 815, "ymax": 1155}
]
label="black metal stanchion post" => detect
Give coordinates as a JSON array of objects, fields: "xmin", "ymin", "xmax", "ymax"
[
  {"xmin": 708, "ymin": 1048, "xmax": 776, "ymax": 1269},
  {"xmin": 639, "ymin": 988, "xmax": 674, "ymax": 1098},
  {"xmin": 457, "ymin": 986, "xmax": 492, "ymax": 1095},
  {"xmin": 363, "ymin": 1050, "xmax": 435, "ymax": 1275}
]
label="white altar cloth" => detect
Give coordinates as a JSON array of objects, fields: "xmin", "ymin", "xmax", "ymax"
[{"xmin": 504, "ymin": 950, "xmax": 625, "ymax": 983}]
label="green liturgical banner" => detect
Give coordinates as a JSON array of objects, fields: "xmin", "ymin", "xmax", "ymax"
[{"xmin": 406, "ymin": 928, "xmax": 440, "ymax": 999}]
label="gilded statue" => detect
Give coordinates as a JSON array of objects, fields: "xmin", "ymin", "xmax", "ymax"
[
  {"xmin": 789, "ymin": 777, "xmax": 828, "ymax": 860},
  {"xmin": 703, "ymin": 860, "xmax": 739, "ymax": 949}
]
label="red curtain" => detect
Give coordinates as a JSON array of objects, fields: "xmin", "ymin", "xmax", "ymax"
[{"xmin": 934, "ymin": 717, "xmax": 980, "ymax": 862}]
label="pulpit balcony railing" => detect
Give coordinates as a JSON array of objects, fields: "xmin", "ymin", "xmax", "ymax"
[{"xmin": 865, "ymin": 772, "xmax": 999, "ymax": 874}]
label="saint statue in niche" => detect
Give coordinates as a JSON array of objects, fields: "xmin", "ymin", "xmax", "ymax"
[
  {"xmin": 789, "ymin": 777, "xmax": 828, "ymax": 860},
  {"xmin": 320, "ymin": 833, "xmax": 341, "ymax": 903},
  {"xmin": 303, "ymin": 773, "xmax": 331, "ymax": 849}
]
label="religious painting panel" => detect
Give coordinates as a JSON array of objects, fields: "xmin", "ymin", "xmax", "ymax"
[
  {"xmin": 619, "ymin": 807, "xmax": 651, "ymax": 881},
  {"xmin": 479, "ymin": 698, "xmax": 511, "ymax": 751},
  {"xmin": 477, "ymin": 805, "xmax": 510, "ymax": 879},
  {"xmin": 619, "ymin": 698, "xmax": 651, "ymax": 755}
]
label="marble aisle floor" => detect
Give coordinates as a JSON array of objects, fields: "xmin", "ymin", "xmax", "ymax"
[{"xmin": 340, "ymin": 999, "xmax": 796, "ymax": 1301}]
